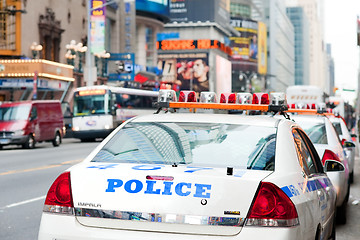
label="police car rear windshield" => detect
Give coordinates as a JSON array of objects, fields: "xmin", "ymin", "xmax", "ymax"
[
  {"xmin": 296, "ymin": 121, "xmax": 328, "ymax": 144},
  {"xmin": 92, "ymin": 122, "xmax": 277, "ymax": 171}
]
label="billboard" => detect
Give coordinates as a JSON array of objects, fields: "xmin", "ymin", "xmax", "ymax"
[
  {"xmin": 136, "ymin": 0, "xmax": 169, "ymax": 21},
  {"xmin": 90, "ymin": 0, "xmax": 106, "ymax": 54},
  {"xmin": 257, "ymin": 21, "xmax": 267, "ymax": 75},
  {"xmin": 230, "ymin": 18, "xmax": 267, "ymax": 75},
  {"xmin": 157, "ymin": 53, "xmax": 209, "ymax": 92},
  {"xmin": 216, "ymin": 55, "xmax": 232, "ymax": 96},
  {"xmin": 230, "ymin": 18, "xmax": 258, "ymax": 72},
  {"xmin": 169, "ymin": 0, "xmax": 230, "ymax": 29}
]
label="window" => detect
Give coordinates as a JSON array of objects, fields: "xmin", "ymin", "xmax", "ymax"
[
  {"xmin": 292, "ymin": 128, "xmax": 323, "ymax": 175},
  {"xmin": 145, "ymin": 26, "xmax": 154, "ymax": 66},
  {"xmin": 297, "ymin": 121, "xmax": 328, "ymax": 144},
  {"xmin": 92, "ymin": 122, "xmax": 277, "ymax": 171},
  {"xmin": 332, "ymin": 122, "xmax": 342, "ymax": 135}
]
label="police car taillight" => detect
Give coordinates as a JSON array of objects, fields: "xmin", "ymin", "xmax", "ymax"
[
  {"xmin": 179, "ymin": 90, "xmax": 197, "ymax": 102},
  {"xmin": 43, "ymin": 172, "xmax": 74, "ymax": 215},
  {"xmin": 220, "ymin": 93, "xmax": 236, "ymax": 103},
  {"xmin": 246, "ymin": 182, "xmax": 299, "ymax": 227},
  {"xmin": 252, "ymin": 93, "xmax": 269, "ymax": 104},
  {"xmin": 158, "ymin": 89, "xmax": 177, "ymax": 103},
  {"xmin": 322, "ymin": 149, "xmax": 342, "ymax": 165},
  {"xmin": 199, "ymin": 92, "xmax": 217, "ymax": 103},
  {"xmin": 236, "ymin": 93, "xmax": 252, "ymax": 104}
]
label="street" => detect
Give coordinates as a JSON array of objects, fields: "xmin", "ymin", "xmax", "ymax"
[
  {"xmin": 0, "ymin": 138, "xmax": 360, "ymax": 239},
  {"xmin": 337, "ymin": 155, "xmax": 360, "ymax": 239},
  {"xmin": 0, "ymin": 138, "xmax": 99, "ymax": 240}
]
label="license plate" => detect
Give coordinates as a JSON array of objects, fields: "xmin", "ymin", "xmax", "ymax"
[{"xmin": 0, "ymin": 139, "xmax": 10, "ymax": 144}]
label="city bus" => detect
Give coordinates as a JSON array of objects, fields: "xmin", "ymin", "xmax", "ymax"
[
  {"xmin": 72, "ymin": 85, "xmax": 159, "ymax": 141},
  {"xmin": 286, "ymin": 85, "xmax": 325, "ymax": 107}
]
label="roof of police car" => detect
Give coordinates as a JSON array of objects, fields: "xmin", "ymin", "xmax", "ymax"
[
  {"xmin": 129, "ymin": 112, "xmax": 284, "ymax": 127},
  {"xmin": 289, "ymin": 114, "xmax": 327, "ymax": 123}
]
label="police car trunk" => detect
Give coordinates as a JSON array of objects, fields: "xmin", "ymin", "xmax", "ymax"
[{"xmin": 69, "ymin": 114, "xmax": 279, "ymax": 236}]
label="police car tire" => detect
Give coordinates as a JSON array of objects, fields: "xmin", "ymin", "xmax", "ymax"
[
  {"xmin": 350, "ymin": 171, "xmax": 354, "ymax": 184},
  {"xmin": 336, "ymin": 199, "xmax": 347, "ymax": 224},
  {"xmin": 329, "ymin": 214, "xmax": 336, "ymax": 240}
]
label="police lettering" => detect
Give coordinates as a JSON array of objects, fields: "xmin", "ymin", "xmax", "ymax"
[{"xmin": 105, "ymin": 179, "xmax": 211, "ymax": 198}]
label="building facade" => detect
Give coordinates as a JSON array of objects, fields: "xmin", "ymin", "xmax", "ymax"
[
  {"xmin": 266, "ymin": 0, "xmax": 295, "ymax": 91},
  {"xmin": 286, "ymin": 6, "xmax": 310, "ymax": 86},
  {"xmin": 0, "ymin": 0, "xmax": 169, "ymax": 103},
  {"xmin": 157, "ymin": 0, "xmax": 234, "ymax": 96}
]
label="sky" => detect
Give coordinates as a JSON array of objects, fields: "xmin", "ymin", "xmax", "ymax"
[{"xmin": 323, "ymin": 1, "xmax": 360, "ymax": 104}]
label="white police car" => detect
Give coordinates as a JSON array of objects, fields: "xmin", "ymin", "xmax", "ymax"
[
  {"xmin": 329, "ymin": 114, "xmax": 358, "ymax": 183},
  {"xmin": 38, "ymin": 91, "xmax": 341, "ymax": 240},
  {"xmin": 287, "ymin": 114, "xmax": 350, "ymax": 224}
]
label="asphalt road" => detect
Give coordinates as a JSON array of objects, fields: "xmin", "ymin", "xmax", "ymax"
[
  {"xmin": 0, "ymin": 138, "xmax": 100, "ymax": 240},
  {"xmin": 336, "ymin": 155, "xmax": 360, "ymax": 240},
  {"xmin": 0, "ymin": 138, "xmax": 359, "ymax": 239}
]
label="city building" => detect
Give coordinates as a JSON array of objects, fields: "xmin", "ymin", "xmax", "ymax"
[
  {"xmin": 266, "ymin": 0, "xmax": 295, "ymax": 91},
  {"xmin": 326, "ymin": 44, "xmax": 335, "ymax": 96},
  {"xmin": 157, "ymin": 0, "xmax": 235, "ymax": 96},
  {"xmin": 229, "ymin": 0, "xmax": 268, "ymax": 92},
  {"xmin": 0, "ymin": 0, "xmax": 170, "ymax": 103},
  {"xmin": 286, "ymin": 0, "xmax": 327, "ymax": 93},
  {"xmin": 286, "ymin": 6, "xmax": 310, "ymax": 85}
]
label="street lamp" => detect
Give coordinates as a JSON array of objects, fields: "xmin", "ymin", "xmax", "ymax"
[
  {"xmin": 65, "ymin": 40, "xmax": 88, "ymax": 71},
  {"xmin": 30, "ymin": 42, "xmax": 43, "ymax": 59},
  {"xmin": 94, "ymin": 50, "xmax": 110, "ymax": 77},
  {"xmin": 239, "ymin": 72, "xmax": 257, "ymax": 92},
  {"xmin": 75, "ymin": 42, "xmax": 88, "ymax": 73},
  {"xmin": 65, "ymin": 40, "xmax": 77, "ymax": 66}
]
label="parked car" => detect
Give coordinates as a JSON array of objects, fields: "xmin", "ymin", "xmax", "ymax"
[
  {"xmin": 38, "ymin": 91, "xmax": 340, "ymax": 240},
  {"xmin": 0, "ymin": 100, "xmax": 64, "ymax": 149},
  {"xmin": 289, "ymin": 114, "xmax": 350, "ymax": 224},
  {"xmin": 329, "ymin": 114, "xmax": 358, "ymax": 183}
]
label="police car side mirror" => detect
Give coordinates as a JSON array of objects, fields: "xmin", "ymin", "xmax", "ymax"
[
  {"xmin": 324, "ymin": 160, "xmax": 345, "ymax": 172},
  {"xmin": 343, "ymin": 141, "xmax": 355, "ymax": 148}
]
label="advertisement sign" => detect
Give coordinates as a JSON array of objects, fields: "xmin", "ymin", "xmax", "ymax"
[
  {"xmin": 216, "ymin": 55, "xmax": 232, "ymax": 96},
  {"xmin": 136, "ymin": 0, "xmax": 169, "ymax": 19},
  {"xmin": 157, "ymin": 39, "xmax": 232, "ymax": 55},
  {"xmin": 90, "ymin": 0, "xmax": 106, "ymax": 54},
  {"xmin": 158, "ymin": 53, "xmax": 209, "ymax": 92},
  {"xmin": 169, "ymin": 0, "xmax": 229, "ymax": 29},
  {"xmin": 257, "ymin": 21, "xmax": 267, "ymax": 75},
  {"xmin": 230, "ymin": 17, "xmax": 258, "ymax": 72}
]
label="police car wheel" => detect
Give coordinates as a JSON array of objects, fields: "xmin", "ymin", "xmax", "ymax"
[
  {"xmin": 336, "ymin": 199, "xmax": 347, "ymax": 224},
  {"xmin": 329, "ymin": 213, "xmax": 336, "ymax": 240}
]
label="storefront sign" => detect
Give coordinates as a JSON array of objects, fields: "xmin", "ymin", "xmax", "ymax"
[{"xmin": 157, "ymin": 39, "xmax": 232, "ymax": 55}]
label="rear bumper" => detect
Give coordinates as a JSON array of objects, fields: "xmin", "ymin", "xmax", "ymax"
[{"xmin": 38, "ymin": 213, "xmax": 305, "ymax": 240}]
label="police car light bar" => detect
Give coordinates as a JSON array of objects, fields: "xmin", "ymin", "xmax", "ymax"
[{"xmin": 156, "ymin": 90, "xmax": 288, "ymax": 113}]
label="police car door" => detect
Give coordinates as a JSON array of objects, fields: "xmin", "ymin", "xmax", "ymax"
[{"xmin": 292, "ymin": 128, "xmax": 330, "ymax": 233}]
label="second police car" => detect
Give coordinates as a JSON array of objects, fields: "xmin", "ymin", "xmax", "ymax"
[{"xmin": 38, "ymin": 91, "xmax": 342, "ymax": 240}]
